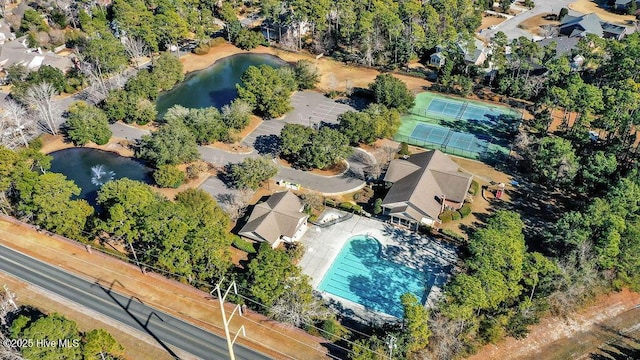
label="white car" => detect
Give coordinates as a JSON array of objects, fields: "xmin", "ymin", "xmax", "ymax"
[{"xmin": 488, "ymin": 25, "xmax": 498, "ymax": 30}]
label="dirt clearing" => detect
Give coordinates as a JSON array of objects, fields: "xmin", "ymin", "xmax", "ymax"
[
  {"xmin": 180, "ymin": 43, "xmax": 431, "ymax": 93},
  {"xmin": 569, "ymin": 0, "xmax": 637, "ymax": 25},
  {"xmin": 517, "ymin": 13, "xmax": 560, "ymax": 37},
  {"xmin": 468, "ymin": 288, "xmax": 640, "ymax": 360}
]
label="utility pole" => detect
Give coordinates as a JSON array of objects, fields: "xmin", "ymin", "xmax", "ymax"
[
  {"xmin": 212, "ymin": 279, "xmax": 246, "ymax": 360},
  {"xmin": 385, "ymin": 335, "xmax": 396, "ymax": 360}
]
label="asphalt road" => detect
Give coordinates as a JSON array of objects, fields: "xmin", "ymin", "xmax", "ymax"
[
  {"xmin": 0, "ymin": 245, "xmax": 271, "ymax": 360},
  {"xmin": 480, "ymin": 0, "xmax": 576, "ymax": 41}
]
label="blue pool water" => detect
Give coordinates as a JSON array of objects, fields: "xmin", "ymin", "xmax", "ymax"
[{"xmin": 317, "ymin": 235, "xmax": 427, "ymax": 318}]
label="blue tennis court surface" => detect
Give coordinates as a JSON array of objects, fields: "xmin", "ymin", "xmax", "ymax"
[
  {"xmin": 426, "ymin": 97, "xmax": 516, "ymax": 124},
  {"xmin": 318, "ymin": 235, "xmax": 427, "ymax": 318},
  {"xmin": 410, "ymin": 123, "xmax": 489, "ymax": 154}
]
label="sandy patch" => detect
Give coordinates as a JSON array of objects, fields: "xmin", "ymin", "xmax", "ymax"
[
  {"xmin": 469, "ymin": 288, "xmax": 640, "ymax": 360},
  {"xmin": 39, "ymin": 134, "xmax": 135, "ymax": 157},
  {"xmin": 569, "ymin": 0, "xmax": 637, "ymax": 25},
  {"xmin": 479, "ymin": 14, "xmax": 508, "ymax": 31},
  {"xmin": 518, "ymin": 13, "xmax": 561, "ymax": 36},
  {"xmin": 179, "ymin": 43, "xmax": 431, "ymax": 93},
  {"xmin": 277, "ymin": 157, "xmax": 348, "ymax": 176}
]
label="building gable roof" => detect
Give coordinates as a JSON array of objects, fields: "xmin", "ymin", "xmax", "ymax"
[
  {"xmin": 239, "ymin": 191, "xmax": 307, "ymax": 244},
  {"xmin": 382, "ymin": 150, "xmax": 472, "ymax": 222},
  {"xmin": 560, "ymin": 13, "xmax": 604, "ymax": 37}
]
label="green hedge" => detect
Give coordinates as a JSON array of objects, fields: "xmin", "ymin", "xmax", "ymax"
[
  {"xmin": 452, "ymin": 211, "xmax": 462, "ymax": 221},
  {"xmin": 439, "ymin": 210, "xmax": 454, "ymax": 223},
  {"xmin": 339, "ymin": 202, "xmax": 362, "ymax": 213},
  {"xmin": 232, "ymin": 237, "xmax": 257, "ymax": 253},
  {"xmin": 153, "ymin": 165, "xmax": 185, "ymax": 188},
  {"xmin": 469, "ymin": 180, "xmax": 480, "ymax": 196},
  {"xmin": 459, "ymin": 204, "xmax": 472, "ymax": 218}
]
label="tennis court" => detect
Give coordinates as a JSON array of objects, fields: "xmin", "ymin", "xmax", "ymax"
[
  {"xmin": 396, "ymin": 92, "xmax": 521, "ymax": 159},
  {"xmin": 409, "ymin": 123, "xmax": 489, "ymax": 155}
]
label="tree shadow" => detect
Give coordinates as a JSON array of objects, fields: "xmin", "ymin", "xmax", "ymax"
[
  {"xmin": 93, "ymin": 280, "xmax": 180, "ymax": 359},
  {"xmin": 253, "ymin": 134, "xmax": 282, "ymax": 155},
  {"xmin": 217, "ymin": 164, "xmax": 236, "ymax": 188}
]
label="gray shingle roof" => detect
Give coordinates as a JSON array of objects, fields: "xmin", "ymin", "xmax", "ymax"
[
  {"xmin": 239, "ymin": 191, "xmax": 307, "ymax": 245},
  {"xmin": 382, "ymin": 150, "xmax": 472, "ymax": 222}
]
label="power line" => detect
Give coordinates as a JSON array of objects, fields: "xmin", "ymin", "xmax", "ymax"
[{"xmin": 2, "ymin": 222, "xmax": 392, "ymax": 359}]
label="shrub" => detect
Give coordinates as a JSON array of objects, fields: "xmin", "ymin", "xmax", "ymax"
[
  {"xmin": 326, "ymin": 90, "xmax": 341, "ymax": 98},
  {"xmin": 194, "ymin": 44, "xmax": 210, "ymax": 55},
  {"xmin": 320, "ymin": 317, "xmax": 350, "ymax": 342},
  {"xmin": 28, "ymin": 137, "xmax": 42, "ymax": 150},
  {"xmin": 399, "ymin": 142, "xmax": 411, "ymax": 156},
  {"xmin": 469, "ymin": 180, "xmax": 480, "ymax": 196},
  {"xmin": 285, "ymin": 242, "xmax": 305, "ymax": 262},
  {"xmin": 353, "ymin": 192, "xmax": 361, "ymax": 200},
  {"xmin": 373, "ymin": 198, "xmax": 383, "ymax": 215},
  {"xmin": 232, "ymin": 236, "xmax": 256, "ymax": 253},
  {"xmin": 234, "ymin": 28, "xmax": 264, "ymax": 50},
  {"xmin": 153, "ymin": 165, "xmax": 185, "ymax": 188},
  {"xmin": 325, "ymin": 199, "xmax": 336, "ymax": 207},
  {"xmin": 439, "ymin": 210, "xmax": 454, "ymax": 223},
  {"xmin": 352, "ymin": 204, "xmax": 363, "ymax": 213},
  {"xmin": 186, "ymin": 162, "xmax": 208, "ymax": 181},
  {"xmin": 452, "ymin": 211, "xmax": 462, "ymax": 221},
  {"xmin": 459, "ymin": 204, "xmax": 472, "ymax": 218},
  {"xmin": 293, "ymin": 60, "xmax": 320, "ymax": 90},
  {"xmin": 339, "ymin": 202, "xmax": 353, "ymax": 211},
  {"xmin": 209, "ymin": 37, "xmax": 227, "ymax": 47}
]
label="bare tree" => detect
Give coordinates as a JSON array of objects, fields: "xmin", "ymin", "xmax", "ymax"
[
  {"xmin": 427, "ymin": 313, "xmax": 465, "ymax": 360},
  {"xmin": 0, "ymin": 286, "xmax": 23, "ymax": 360},
  {"xmin": 23, "ymin": 82, "xmax": 60, "ymax": 135},
  {"xmin": 122, "ymin": 36, "xmax": 149, "ymax": 69},
  {"xmin": 364, "ymin": 145, "xmax": 398, "ymax": 181},
  {"xmin": 268, "ymin": 287, "xmax": 330, "ymax": 327},
  {"xmin": 216, "ymin": 188, "xmax": 253, "ymax": 221},
  {"xmin": 0, "ymin": 0, "xmax": 8, "ymax": 18},
  {"xmin": 2, "ymin": 99, "xmax": 35, "ymax": 148}
]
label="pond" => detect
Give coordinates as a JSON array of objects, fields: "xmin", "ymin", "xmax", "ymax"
[
  {"xmin": 155, "ymin": 53, "xmax": 286, "ymax": 116},
  {"xmin": 49, "ymin": 148, "xmax": 152, "ymax": 206}
]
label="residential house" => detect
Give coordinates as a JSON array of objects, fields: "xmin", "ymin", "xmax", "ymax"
[
  {"xmin": 430, "ymin": 40, "xmax": 488, "ymax": 68},
  {"xmin": 430, "ymin": 51, "xmax": 445, "ymax": 67},
  {"xmin": 614, "ymin": 0, "xmax": 640, "ymax": 12},
  {"xmin": 458, "ymin": 39, "xmax": 488, "ymax": 66},
  {"xmin": 559, "ymin": 13, "xmax": 628, "ymax": 40},
  {"xmin": 0, "ymin": 37, "xmax": 72, "ymax": 73},
  {"xmin": 535, "ymin": 37, "xmax": 584, "ymax": 70},
  {"xmin": 261, "ymin": 16, "xmax": 310, "ymax": 43},
  {"xmin": 239, "ymin": 191, "xmax": 309, "ymax": 248},
  {"xmin": 381, "ymin": 150, "xmax": 473, "ymax": 229}
]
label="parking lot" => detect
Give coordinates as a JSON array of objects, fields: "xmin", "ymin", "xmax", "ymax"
[{"xmin": 242, "ymin": 91, "xmax": 355, "ymax": 150}]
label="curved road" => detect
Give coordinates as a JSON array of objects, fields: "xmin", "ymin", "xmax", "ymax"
[{"xmin": 0, "ymin": 245, "xmax": 270, "ymax": 360}]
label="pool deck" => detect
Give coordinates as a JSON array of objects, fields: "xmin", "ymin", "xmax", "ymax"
[{"xmin": 298, "ymin": 212, "xmax": 459, "ymax": 319}]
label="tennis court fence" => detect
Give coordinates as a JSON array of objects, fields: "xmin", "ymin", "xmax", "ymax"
[{"xmin": 395, "ymin": 134, "xmax": 489, "ymax": 159}]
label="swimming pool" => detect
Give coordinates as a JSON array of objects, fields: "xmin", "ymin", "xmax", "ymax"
[{"xmin": 317, "ymin": 235, "xmax": 427, "ymax": 318}]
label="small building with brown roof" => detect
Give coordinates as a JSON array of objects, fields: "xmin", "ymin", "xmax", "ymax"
[
  {"xmin": 239, "ymin": 191, "xmax": 309, "ymax": 248},
  {"xmin": 381, "ymin": 150, "xmax": 472, "ymax": 229}
]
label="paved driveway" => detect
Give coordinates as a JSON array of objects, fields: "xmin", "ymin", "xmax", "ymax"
[
  {"xmin": 243, "ymin": 91, "xmax": 355, "ymax": 149},
  {"xmin": 107, "ymin": 90, "xmax": 369, "ymax": 196},
  {"xmin": 480, "ymin": 0, "xmax": 576, "ymax": 41}
]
